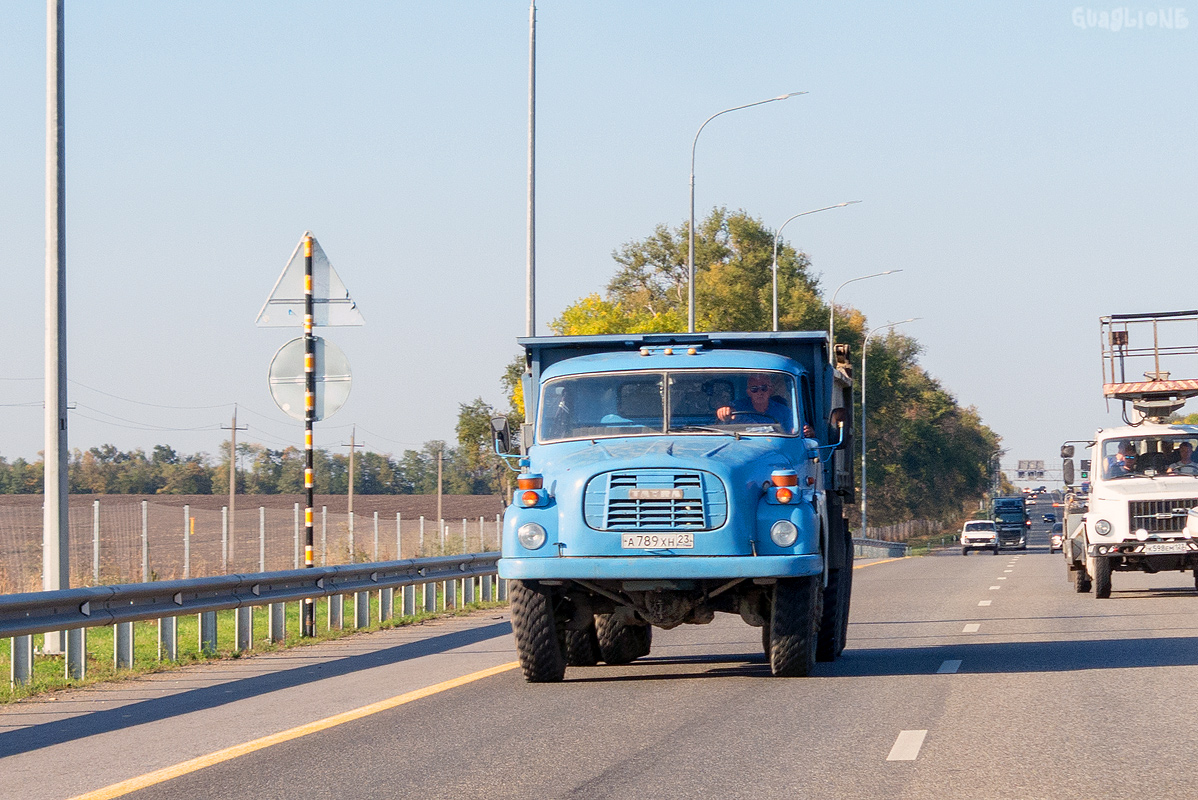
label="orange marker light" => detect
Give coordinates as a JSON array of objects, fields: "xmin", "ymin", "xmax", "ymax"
[
  {"xmin": 517, "ymin": 475, "xmax": 543, "ymax": 490},
  {"xmin": 771, "ymin": 471, "xmax": 799, "ymax": 487},
  {"xmin": 775, "ymin": 487, "xmax": 794, "ymax": 504},
  {"xmin": 521, "ymin": 490, "xmax": 540, "ymax": 507}
]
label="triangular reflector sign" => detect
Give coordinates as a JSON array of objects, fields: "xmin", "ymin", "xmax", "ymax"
[{"xmin": 256, "ymin": 233, "xmax": 365, "ymax": 327}]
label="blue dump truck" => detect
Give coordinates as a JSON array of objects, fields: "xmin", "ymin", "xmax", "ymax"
[
  {"xmin": 991, "ymin": 495, "xmax": 1029, "ymax": 549},
  {"xmin": 492, "ymin": 332, "xmax": 855, "ymax": 681}
]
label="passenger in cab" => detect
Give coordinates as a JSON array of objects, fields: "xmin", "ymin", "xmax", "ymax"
[
  {"xmin": 716, "ymin": 373, "xmax": 794, "ymax": 433},
  {"xmin": 1167, "ymin": 441, "xmax": 1198, "ymax": 474}
]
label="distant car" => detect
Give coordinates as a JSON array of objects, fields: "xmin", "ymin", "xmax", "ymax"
[
  {"xmin": 1049, "ymin": 522, "xmax": 1064, "ymax": 553},
  {"xmin": 961, "ymin": 520, "xmax": 1000, "ymax": 555},
  {"xmin": 1042, "ymin": 513, "xmax": 1056, "ymax": 523}
]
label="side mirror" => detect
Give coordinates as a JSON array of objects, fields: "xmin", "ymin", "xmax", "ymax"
[
  {"xmin": 828, "ymin": 408, "xmax": 848, "ymax": 449},
  {"xmin": 1060, "ymin": 444, "xmax": 1075, "ymax": 459},
  {"xmin": 490, "ymin": 416, "xmax": 512, "ymax": 454},
  {"xmin": 1062, "ymin": 459, "xmax": 1075, "ymax": 485}
]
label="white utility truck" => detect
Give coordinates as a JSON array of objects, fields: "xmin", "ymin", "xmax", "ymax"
[{"xmin": 1061, "ymin": 310, "xmax": 1198, "ymax": 598}]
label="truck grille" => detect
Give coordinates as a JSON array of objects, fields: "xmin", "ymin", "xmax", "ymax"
[
  {"xmin": 583, "ymin": 470, "xmax": 727, "ymax": 531},
  {"xmin": 1128, "ymin": 498, "xmax": 1198, "ymax": 533}
]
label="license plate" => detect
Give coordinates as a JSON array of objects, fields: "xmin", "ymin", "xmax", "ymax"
[
  {"xmin": 621, "ymin": 533, "xmax": 694, "ymax": 549},
  {"xmin": 1144, "ymin": 542, "xmax": 1187, "ymax": 554}
]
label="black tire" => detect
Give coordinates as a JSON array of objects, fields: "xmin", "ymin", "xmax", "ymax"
[
  {"xmin": 564, "ymin": 620, "xmax": 601, "ymax": 667},
  {"xmin": 817, "ymin": 567, "xmax": 850, "ymax": 662},
  {"xmin": 509, "ymin": 580, "xmax": 567, "ymax": 682},
  {"xmin": 595, "ymin": 614, "xmax": 651, "ymax": 665},
  {"xmin": 1093, "ymin": 558, "xmax": 1112, "ymax": 599},
  {"xmin": 767, "ymin": 576, "xmax": 820, "ymax": 677},
  {"xmin": 1193, "ymin": 570, "xmax": 1198, "ymax": 592},
  {"xmin": 961, "ymin": 547, "xmax": 969, "ymax": 556},
  {"xmin": 761, "ymin": 623, "xmax": 771, "ymax": 659},
  {"xmin": 838, "ymin": 554, "xmax": 853, "ymax": 656},
  {"xmin": 991, "ymin": 546, "xmax": 999, "ymax": 555},
  {"xmin": 1073, "ymin": 563, "xmax": 1092, "ymax": 593}
]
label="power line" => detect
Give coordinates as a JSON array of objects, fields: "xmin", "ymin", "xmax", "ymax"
[{"xmin": 68, "ymin": 379, "xmax": 231, "ymax": 410}]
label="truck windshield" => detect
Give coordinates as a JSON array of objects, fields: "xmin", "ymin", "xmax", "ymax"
[
  {"xmin": 538, "ymin": 369, "xmax": 799, "ymax": 443},
  {"xmin": 1100, "ymin": 435, "xmax": 1198, "ymax": 479}
]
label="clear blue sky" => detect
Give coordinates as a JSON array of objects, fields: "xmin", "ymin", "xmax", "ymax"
[{"xmin": 1, "ymin": 1, "xmax": 1195, "ymax": 480}]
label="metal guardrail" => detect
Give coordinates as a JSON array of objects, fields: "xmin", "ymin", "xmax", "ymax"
[
  {"xmin": 1, "ymin": 553, "xmax": 500, "ymax": 640},
  {"xmin": 853, "ymin": 537, "xmax": 910, "ymax": 558}
]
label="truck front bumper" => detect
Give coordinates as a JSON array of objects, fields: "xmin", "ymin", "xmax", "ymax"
[{"xmin": 499, "ymin": 554, "xmax": 823, "ymax": 581}]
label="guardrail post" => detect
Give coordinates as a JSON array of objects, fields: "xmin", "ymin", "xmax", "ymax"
[
  {"xmin": 10, "ymin": 635, "xmax": 33, "ymax": 687},
  {"xmin": 380, "ymin": 587, "xmax": 393, "ymax": 622},
  {"xmin": 424, "ymin": 582, "xmax": 436, "ymax": 613},
  {"xmin": 329, "ymin": 594, "xmax": 343, "ymax": 630},
  {"xmin": 269, "ymin": 603, "xmax": 286, "ymax": 643},
  {"xmin": 482, "ymin": 574, "xmax": 493, "ymax": 601},
  {"xmin": 115, "ymin": 622, "xmax": 134, "ymax": 669},
  {"xmin": 159, "ymin": 616, "xmax": 178, "ymax": 661},
  {"xmin": 198, "ymin": 611, "xmax": 217, "ymax": 655},
  {"xmin": 65, "ymin": 628, "xmax": 86, "ymax": 679},
  {"xmin": 354, "ymin": 591, "xmax": 369, "ymax": 629},
  {"xmin": 92, "ymin": 500, "xmax": 100, "ymax": 584},
  {"xmin": 498, "ymin": 577, "xmax": 507, "ymax": 601},
  {"xmin": 235, "ymin": 606, "xmax": 253, "ymax": 651},
  {"xmin": 402, "ymin": 584, "xmax": 415, "ymax": 616},
  {"xmin": 465, "ymin": 575, "xmax": 475, "ymax": 604}
]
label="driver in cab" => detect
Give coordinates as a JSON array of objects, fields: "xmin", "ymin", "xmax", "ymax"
[{"xmin": 716, "ymin": 374, "xmax": 793, "ymax": 432}]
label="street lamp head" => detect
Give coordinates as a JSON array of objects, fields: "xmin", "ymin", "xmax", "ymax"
[
  {"xmin": 836, "ymin": 200, "xmax": 863, "ymax": 208},
  {"xmin": 777, "ymin": 91, "xmax": 808, "ymax": 100}
]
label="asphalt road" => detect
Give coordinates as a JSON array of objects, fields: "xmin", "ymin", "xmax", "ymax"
[{"xmin": 4, "ymin": 500, "xmax": 1196, "ymax": 800}]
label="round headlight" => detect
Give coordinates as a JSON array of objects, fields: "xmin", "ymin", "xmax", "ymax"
[
  {"xmin": 770, "ymin": 520, "xmax": 799, "ymax": 547},
  {"xmin": 1135, "ymin": 528, "xmax": 1149, "ymax": 541},
  {"xmin": 1094, "ymin": 519, "xmax": 1112, "ymax": 535},
  {"xmin": 517, "ymin": 523, "xmax": 547, "ymax": 550}
]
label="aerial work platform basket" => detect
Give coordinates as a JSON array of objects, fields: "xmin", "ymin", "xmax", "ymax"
[{"xmin": 1101, "ymin": 310, "xmax": 1198, "ymax": 420}]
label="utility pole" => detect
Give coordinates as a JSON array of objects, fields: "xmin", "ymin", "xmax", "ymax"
[
  {"xmin": 221, "ymin": 405, "xmax": 247, "ymax": 564},
  {"xmin": 342, "ymin": 425, "xmax": 366, "ymax": 515},
  {"xmin": 43, "ymin": 0, "xmax": 68, "ymax": 655}
]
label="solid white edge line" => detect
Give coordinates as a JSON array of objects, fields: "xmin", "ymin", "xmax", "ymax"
[{"xmin": 887, "ymin": 729, "xmax": 928, "ymax": 761}]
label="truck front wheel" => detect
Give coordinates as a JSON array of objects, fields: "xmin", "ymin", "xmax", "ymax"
[
  {"xmin": 768, "ymin": 576, "xmax": 820, "ymax": 677},
  {"xmin": 1093, "ymin": 558, "xmax": 1112, "ymax": 599},
  {"xmin": 595, "ymin": 614, "xmax": 651, "ymax": 665},
  {"xmin": 510, "ymin": 580, "xmax": 567, "ymax": 682}
]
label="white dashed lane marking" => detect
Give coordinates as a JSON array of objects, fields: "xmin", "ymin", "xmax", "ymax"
[
  {"xmin": 989, "ymin": 585, "xmax": 1001, "ymax": 590},
  {"xmin": 887, "ymin": 730, "xmax": 928, "ymax": 761},
  {"xmin": 962, "ymin": 623, "xmax": 980, "ymax": 633},
  {"xmin": 1004, "ymin": 569, "xmax": 1013, "ymax": 573},
  {"xmin": 937, "ymin": 659, "xmax": 962, "ymax": 674},
  {"xmin": 978, "ymin": 600, "xmax": 992, "ymax": 606}
]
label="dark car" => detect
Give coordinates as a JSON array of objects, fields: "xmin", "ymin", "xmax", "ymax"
[{"xmin": 1042, "ymin": 513, "xmax": 1056, "ymax": 523}]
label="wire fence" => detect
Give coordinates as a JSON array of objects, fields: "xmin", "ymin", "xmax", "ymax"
[{"xmin": 0, "ymin": 496, "xmax": 506, "ymax": 594}]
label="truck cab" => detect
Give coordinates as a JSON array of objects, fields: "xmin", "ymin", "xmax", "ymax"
[{"xmin": 496, "ymin": 332, "xmax": 855, "ymax": 680}]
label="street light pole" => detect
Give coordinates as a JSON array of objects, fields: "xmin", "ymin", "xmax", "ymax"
[
  {"xmin": 828, "ymin": 270, "xmax": 901, "ymax": 363},
  {"xmin": 860, "ymin": 318, "xmax": 919, "ymax": 535},
  {"xmin": 688, "ymin": 91, "xmax": 805, "ymax": 333},
  {"xmin": 771, "ymin": 201, "xmax": 861, "ymax": 331}
]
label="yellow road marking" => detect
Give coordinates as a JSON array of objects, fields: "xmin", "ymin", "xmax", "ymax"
[
  {"xmin": 853, "ymin": 556, "xmax": 904, "ymax": 569},
  {"xmin": 70, "ymin": 661, "xmax": 520, "ymax": 800}
]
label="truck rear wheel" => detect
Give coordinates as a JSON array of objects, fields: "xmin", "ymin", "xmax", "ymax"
[
  {"xmin": 768, "ymin": 576, "xmax": 820, "ymax": 677},
  {"xmin": 595, "ymin": 614, "xmax": 651, "ymax": 665},
  {"xmin": 1073, "ymin": 563, "xmax": 1092, "ymax": 593},
  {"xmin": 510, "ymin": 580, "xmax": 567, "ymax": 682},
  {"xmin": 564, "ymin": 619, "xmax": 602, "ymax": 667},
  {"xmin": 1093, "ymin": 558, "xmax": 1112, "ymax": 599},
  {"xmin": 817, "ymin": 566, "xmax": 850, "ymax": 662}
]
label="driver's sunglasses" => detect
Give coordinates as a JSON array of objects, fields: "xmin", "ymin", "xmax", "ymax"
[{"xmin": 747, "ymin": 385, "xmax": 770, "ymax": 393}]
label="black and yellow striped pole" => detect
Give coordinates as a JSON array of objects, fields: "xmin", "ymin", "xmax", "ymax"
[{"xmin": 302, "ymin": 234, "xmax": 316, "ymax": 637}]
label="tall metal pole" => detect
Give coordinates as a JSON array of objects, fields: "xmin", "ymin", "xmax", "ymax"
[
  {"xmin": 860, "ymin": 318, "xmax": 918, "ymax": 533},
  {"xmin": 526, "ymin": 1, "xmax": 536, "ymax": 337},
  {"xmin": 43, "ymin": 0, "xmax": 68, "ymax": 655},
  {"xmin": 302, "ymin": 234, "xmax": 316, "ymax": 637},
  {"xmin": 687, "ymin": 92, "xmax": 803, "ymax": 333},
  {"xmin": 770, "ymin": 201, "xmax": 861, "ymax": 331},
  {"xmin": 222, "ymin": 406, "xmax": 246, "ymax": 565},
  {"xmin": 828, "ymin": 270, "xmax": 900, "ymax": 363}
]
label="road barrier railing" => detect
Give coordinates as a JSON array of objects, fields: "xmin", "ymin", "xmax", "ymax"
[
  {"xmin": 4, "ymin": 553, "xmax": 502, "ymax": 687},
  {"xmin": 853, "ymin": 538, "xmax": 910, "ymax": 559}
]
